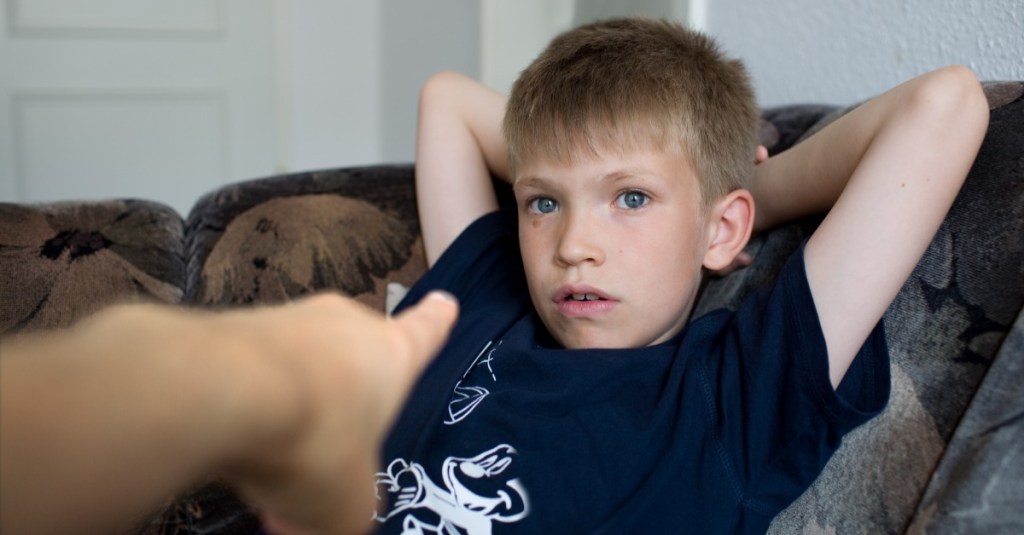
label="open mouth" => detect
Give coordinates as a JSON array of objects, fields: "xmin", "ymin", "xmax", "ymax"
[
  {"xmin": 555, "ymin": 289, "xmax": 616, "ymax": 318},
  {"xmin": 568, "ymin": 293, "xmax": 603, "ymax": 301},
  {"xmin": 554, "ymin": 285, "xmax": 614, "ymax": 303}
]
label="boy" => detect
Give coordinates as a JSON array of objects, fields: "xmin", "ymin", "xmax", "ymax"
[{"xmin": 377, "ymin": 18, "xmax": 988, "ymax": 533}]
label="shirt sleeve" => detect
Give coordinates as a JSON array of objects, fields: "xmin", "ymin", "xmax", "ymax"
[
  {"xmin": 688, "ymin": 242, "xmax": 891, "ymax": 517},
  {"xmin": 393, "ymin": 210, "xmax": 526, "ymax": 315}
]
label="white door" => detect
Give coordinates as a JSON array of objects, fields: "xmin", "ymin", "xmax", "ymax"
[{"xmin": 0, "ymin": 0, "xmax": 279, "ymax": 217}]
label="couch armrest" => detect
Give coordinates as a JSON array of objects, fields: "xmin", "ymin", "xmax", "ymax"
[{"xmin": 0, "ymin": 200, "xmax": 184, "ymax": 335}]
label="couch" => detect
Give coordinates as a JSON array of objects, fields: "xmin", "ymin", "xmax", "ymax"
[{"xmin": 1, "ymin": 81, "xmax": 1021, "ymax": 534}]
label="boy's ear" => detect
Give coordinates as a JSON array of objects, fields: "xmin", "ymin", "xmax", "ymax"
[{"xmin": 702, "ymin": 189, "xmax": 755, "ymax": 271}]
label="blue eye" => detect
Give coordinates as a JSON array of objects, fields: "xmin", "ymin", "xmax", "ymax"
[
  {"xmin": 617, "ymin": 191, "xmax": 649, "ymax": 209},
  {"xmin": 529, "ymin": 197, "xmax": 559, "ymax": 214}
]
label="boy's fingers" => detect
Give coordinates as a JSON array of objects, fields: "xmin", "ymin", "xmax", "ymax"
[
  {"xmin": 390, "ymin": 291, "xmax": 459, "ymax": 369},
  {"xmin": 755, "ymin": 144, "xmax": 769, "ymax": 164}
]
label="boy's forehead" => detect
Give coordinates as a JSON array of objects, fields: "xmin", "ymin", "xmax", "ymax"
[
  {"xmin": 512, "ymin": 144, "xmax": 697, "ymax": 186},
  {"xmin": 512, "ymin": 115, "xmax": 698, "ymax": 175}
]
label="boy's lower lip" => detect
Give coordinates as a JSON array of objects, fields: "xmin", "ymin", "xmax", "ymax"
[{"xmin": 554, "ymin": 298, "xmax": 617, "ymax": 318}]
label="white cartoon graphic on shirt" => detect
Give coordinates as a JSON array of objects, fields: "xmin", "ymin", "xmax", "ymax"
[
  {"xmin": 374, "ymin": 444, "xmax": 530, "ymax": 534},
  {"xmin": 445, "ymin": 340, "xmax": 502, "ymax": 425}
]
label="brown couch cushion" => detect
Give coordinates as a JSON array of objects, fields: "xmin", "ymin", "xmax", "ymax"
[
  {"xmin": 0, "ymin": 200, "xmax": 184, "ymax": 334},
  {"xmin": 184, "ymin": 165, "xmax": 425, "ymax": 312}
]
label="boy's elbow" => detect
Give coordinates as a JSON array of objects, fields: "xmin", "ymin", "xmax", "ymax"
[
  {"xmin": 912, "ymin": 65, "xmax": 990, "ymax": 136},
  {"xmin": 902, "ymin": 66, "xmax": 989, "ymax": 191},
  {"xmin": 419, "ymin": 70, "xmax": 471, "ymax": 112},
  {"xmin": 942, "ymin": 65, "xmax": 988, "ymax": 118}
]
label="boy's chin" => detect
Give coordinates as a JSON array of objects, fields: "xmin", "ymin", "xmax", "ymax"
[
  {"xmin": 536, "ymin": 308, "xmax": 688, "ymax": 349},
  {"xmin": 545, "ymin": 326, "xmax": 613, "ymax": 350},
  {"xmin": 549, "ymin": 326, "xmax": 670, "ymax": 350}
]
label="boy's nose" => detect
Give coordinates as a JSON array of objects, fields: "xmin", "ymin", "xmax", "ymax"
[{"xmin": 555, "ymin": 211, "xmax": 605, "ymax": 267}]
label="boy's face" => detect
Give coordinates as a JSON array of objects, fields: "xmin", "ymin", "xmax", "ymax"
[{"xmin": 513, "ymin": 148, "xmax": 713, "ymax": 349}]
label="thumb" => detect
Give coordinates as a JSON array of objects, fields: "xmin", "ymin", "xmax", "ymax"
[{"xmin": 390, "ymin": 291, "xmax": 459, "ymax": 372}]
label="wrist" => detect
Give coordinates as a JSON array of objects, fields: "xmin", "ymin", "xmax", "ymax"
[
  {"xmin": 208, "ymin": 308, "xmax": 312, "ymax": 480},
  {"xmin": 121, "ymin": 306, "xmax": 303, "ymax": 473},
  {"xmin": 749, "ymin": 158, "xmax": 787, "ymax": 233}
]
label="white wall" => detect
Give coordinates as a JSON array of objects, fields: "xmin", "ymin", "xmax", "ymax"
[
  {"xmin": 289, "ymin": 0, "xmax": 694, "ymax": 170},
  {"xmin": 705, "ymin": 0, "xmax": 1024, "ymax": 107},
  {"xmin": 379, "ymin": 0, "xmax": 480, "ymax": 163},
  {"xmin": 281, "ymin": 0, "xmax": 479, "ymax": 172},
  {"xmin": 480, "ymin": 0, "xmax": 691, "ymax": 96},
  {"xmin": 281, "ymin": 0, "xmax": 382, "ymax": 173},
  {"xmin": 480, "ymin": 0, "xmax": 574, "ymax": 95},
  {"xmin": 271, "ymin": 0, "xmax": 1024, "ymax": 174}
]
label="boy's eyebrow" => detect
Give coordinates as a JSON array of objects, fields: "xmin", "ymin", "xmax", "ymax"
[
  {"xmin": 602, "ymin": 169, "xmax": 650, "ymax": 183},
  {"xmin": 513, "ymin": 168, "xmax": 655, "ymax": 190},
  {"xmin": 512, "ymin": 175, "xmax": 550, "ymax": 190}
]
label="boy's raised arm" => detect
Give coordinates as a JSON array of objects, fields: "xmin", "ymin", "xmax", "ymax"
[
  {"xmin": 416, "ymin": 71, "xmax": 509, "ymax": 266},
  {"xmin": 751, "ymin": 65, "xmax": 989, "ymax": 388}
]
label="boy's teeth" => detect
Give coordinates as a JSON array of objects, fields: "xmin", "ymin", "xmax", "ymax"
[{"xmin": 570, "ymin": 293, "xmax": 600, "ymax": 301}]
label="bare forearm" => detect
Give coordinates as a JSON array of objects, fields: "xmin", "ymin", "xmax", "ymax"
[
  {"xmin": 0, "ymin": 293, "xmax": 459, "ymax": 535},
  {"xmin": 751, "ymin": 65, "xmax": 985, "ymax": 233},
  {"xmin": 0, "ymin": 305, "xmax": 299, "ymax": 535},
  {"xmin": 752, "ymin": 65, "xmax": 987, "ymax": 387},
  {"xmin": 415, "ymin": 71, "xmax": 509, "ymax": 264}
]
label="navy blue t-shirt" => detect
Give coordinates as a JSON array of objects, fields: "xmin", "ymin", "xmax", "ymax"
[{"xmin": 376, "ymin": 211, "xmax": 890, "ymax": 534}]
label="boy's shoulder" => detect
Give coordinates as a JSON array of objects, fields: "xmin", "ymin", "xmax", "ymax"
[{"xmin": 396, "ymin": 210, "xmax": 524, "ymax": 317}]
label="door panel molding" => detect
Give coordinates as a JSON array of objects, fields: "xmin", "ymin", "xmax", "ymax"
[
  {"xmin": 12, "ymin": 89, "xmax": 228, "ymax": 211},
  {"xmin": 6, "ymin": 0, "xmax": 224, "ymax": 39}
]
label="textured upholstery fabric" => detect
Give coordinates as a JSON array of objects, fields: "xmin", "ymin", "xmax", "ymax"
[
  {"xmin": 0, "ymin": 82, "xmax": 1020, "ymax": 534},
  {"xmin": 184, "ymin": 165, "xmax": 426, "ymax": 311},
  {"xmin": 0, "ymin": 200, "xmax": 184, "ymax": 335}
]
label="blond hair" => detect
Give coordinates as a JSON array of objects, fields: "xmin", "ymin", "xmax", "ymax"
[{"xmin": 504, "ymin": 17, "xmax": 759, "ymax": 206}]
